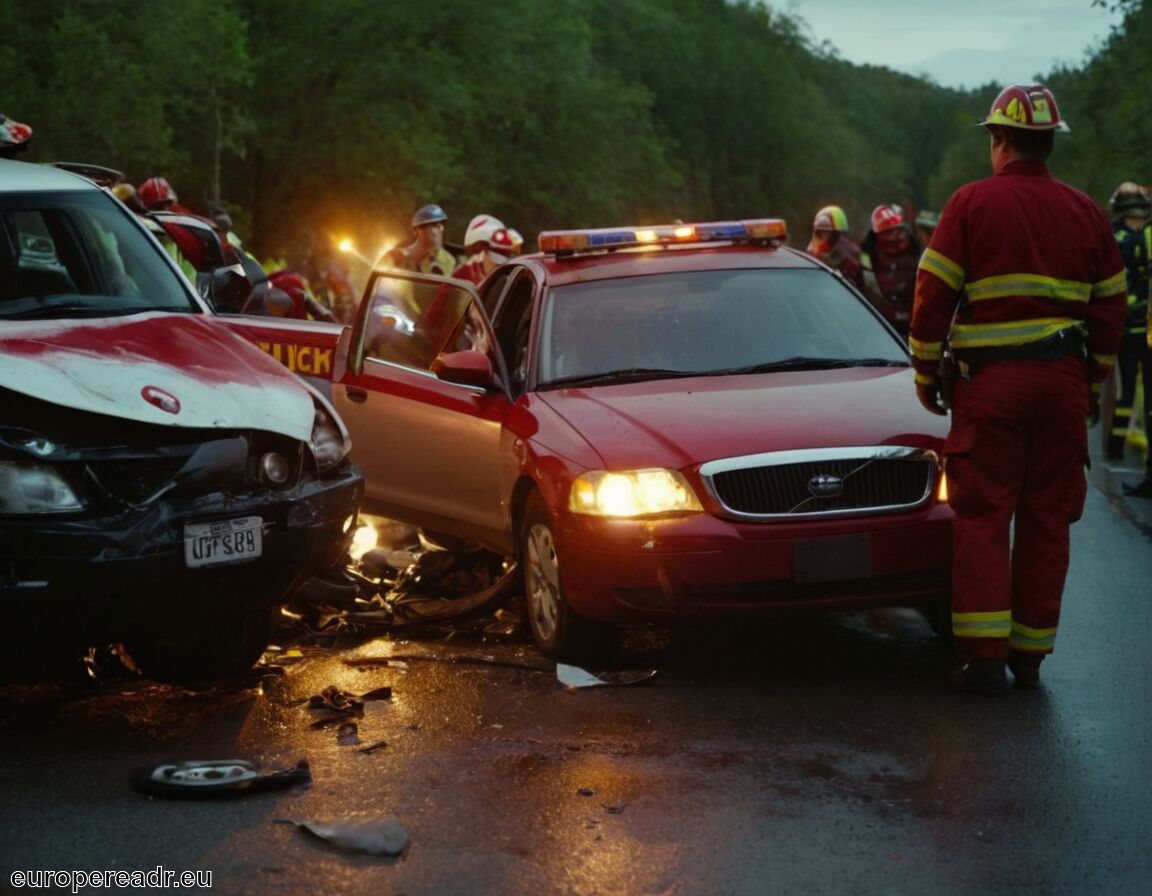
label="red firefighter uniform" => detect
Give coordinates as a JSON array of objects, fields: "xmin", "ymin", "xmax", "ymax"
[{"xmin": 910, "ymin": 158, "xmax": 1126, "ymax": 662}]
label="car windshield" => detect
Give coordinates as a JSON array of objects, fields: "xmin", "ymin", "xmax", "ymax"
[
  {"xmin": 537, "ymin": 267, "xmax": 909, "ymax": 387},
  {"xmin": 0, "ymin": 190, "xmax": 196, "ymax": 319}
]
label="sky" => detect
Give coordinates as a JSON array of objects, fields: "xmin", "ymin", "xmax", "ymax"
[{"xmin": 760, "ymin": 0, "xmax": 1126, "ymax": 91}]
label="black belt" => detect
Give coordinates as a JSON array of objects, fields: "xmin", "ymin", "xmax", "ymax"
[{"xmin": 956, "ymin": 327, "xmax": 1084, "ymax": 373}]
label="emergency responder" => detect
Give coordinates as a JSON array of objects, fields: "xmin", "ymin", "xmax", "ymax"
[
  {"xmin": 910, "ymin": 84, "xmax": 1127, "ymax": 695},
  {"xmin": 860, "ymin": 204, "xmax": 920, "ymax": 336},
  {"xmin": 453, "ymin": 214, "xmax": 516, "ymax": 285},
  {"xmin": 0, "ymin": 113, "xmax": 33, "ymax": 158},
  {"xmin": 805, "ymin": 205, "xmax": 864, "ymax": 291},
  {"xmin": 914, "ymin": 209, "xmax": 940, "ymax": 249},
  {"xmin": 386, "ymin": 203, "xmax": 456, "ymax": 275},
  {"xmin": 1105, "ymin": 183, "xmax": 1152, "ymax": 491}
]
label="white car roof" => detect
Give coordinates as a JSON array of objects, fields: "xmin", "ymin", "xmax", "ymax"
[{"xmin": 0, "ymin": 158, "xmax": 98, "ymax": 193}]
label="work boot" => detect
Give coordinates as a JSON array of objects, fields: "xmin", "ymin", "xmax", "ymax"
[
  {"xmin": 1007, "ymin": 652, "xmax": 1043, "ymax": 690},
  {"xmin": 946, "ymin": 659, "xmax": 1008, "ymax": 697}
]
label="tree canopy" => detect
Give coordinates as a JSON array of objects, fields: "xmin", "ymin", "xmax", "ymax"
[{"xmin": 2, "ymin": 0, "xmax": 1143, "ymax": 271}]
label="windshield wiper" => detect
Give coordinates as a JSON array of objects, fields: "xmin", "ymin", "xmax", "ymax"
[
  {"xmin": 545, "ymin": 367, "xmax": 700, "ymax": 388},
  {"xmin": 713, "ymin": 356, "xmax": 908, "ymax": 374},
  {"xmin": 1, "ymin": 302, "xmax": 151, "ymax": 320}
]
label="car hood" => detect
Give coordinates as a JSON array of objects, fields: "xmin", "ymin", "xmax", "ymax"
[
  {"xmin": 0, "ymin": 313, "xmax": 316, "ymax": 441},
  {"xmin": 535, "ymin": 368, "xmax": 948, "ymax": 470}
]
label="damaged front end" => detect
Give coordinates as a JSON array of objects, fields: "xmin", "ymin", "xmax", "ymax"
[{"xmin": 0, "ymin": 388, "xmax": 363, "ymax": 683}]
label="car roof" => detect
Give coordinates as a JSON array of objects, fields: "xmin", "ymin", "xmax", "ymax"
[
  {"xmin": 526, "ymin": 242, "xmax": 822, "ymax": 287},
  {"xmin": 0, "ymin": 158, "xmax": 99, "ymax": 193}
]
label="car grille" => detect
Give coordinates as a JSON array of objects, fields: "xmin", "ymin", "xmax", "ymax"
[{"xmin": 700, "ymin": 446, "xmax": 938, "ymax": 520}]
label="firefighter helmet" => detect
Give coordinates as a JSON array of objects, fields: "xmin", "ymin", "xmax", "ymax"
[
  {"xmin": 0, "ymin": 113, "xmax": 32, "ymax": 153},
  {"xmin": 979, "ymin": 84, "xmax": 1069, "ymax": 132},
  {"xmin": 411, "ymin": 203, "xmax": 447, "ymax": 228},
  {"xmin": 813, "ymin": 205, "xmax": 849, "ymax": 233},
  {"xmin": 138, "ymin": 176, "xmax": 177, "ymax": 210},
  {"xmin": 1109, "ymin": 182, "xmax": 1151, "ymax": 217},
  {"xmin": 463, "ymin": 214, "xmax": 507, "ymax": 250},
  {"xmin": 870, "ymin": 204, "xmax": 904, "ymax": 234}
]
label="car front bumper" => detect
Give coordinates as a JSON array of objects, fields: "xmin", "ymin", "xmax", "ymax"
[
  {"xmin": 0, "ymin": 462, "xmax": 364, "ymax": 647},
  {"xmin": 555, "ymin": 503, "xmax": 953, "ymax": 623}
]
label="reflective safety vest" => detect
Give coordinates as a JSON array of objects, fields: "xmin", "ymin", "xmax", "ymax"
[
  {"xmin": 910, "ymin": 159, "xmax": 1126, "ymax": 387},
  {"xmin": 1112, "ymin": 217, "xmax": 1150, "ymax": 334}
]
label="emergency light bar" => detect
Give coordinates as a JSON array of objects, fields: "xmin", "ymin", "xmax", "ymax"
[{"xmin": 538, "ymin": 219, "xmax": 788, "ymax": 256}]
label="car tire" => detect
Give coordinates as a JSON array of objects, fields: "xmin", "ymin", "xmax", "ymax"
[
  {"xmin": 520, "ymin": 491, "xmax": 615, "ymax": 664},
  {"xmin": 121, "ymin": 602, "xmax": 279, "ymax": 685}
]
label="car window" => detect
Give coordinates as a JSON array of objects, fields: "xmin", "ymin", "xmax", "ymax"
[
  {"xmin": 362, "ymin": 275, "xmax": 490, "ymax": 372},
  {"xmin": 537, "ymin": 267, "xmax": 908, "ymax": 386},
  {"xmin": 490, "ymin": 271, "xmax": 537, "ymax": 395},
  {"xmin": 0, "ymin": 190, "xmax": 196, "ymax": 318}
]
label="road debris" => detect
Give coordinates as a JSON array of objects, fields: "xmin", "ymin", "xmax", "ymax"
[
  {"xmin": 557, "ymin": 663, "xmax": 658, "ymax": 689},
  {"xmin": 278, "ymin": 815, "xmax": 410, "ymax": 857},
  {"xmin": 129, "ymin": 758, "xmax": 311, "ymax": 798}
]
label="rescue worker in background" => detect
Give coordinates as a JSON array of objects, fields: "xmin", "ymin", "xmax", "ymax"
[
  {"xmin": 861, "ymin": 204, "xmax": 921, "ymax": 336},
  {"xmin": 137, "ymin": 176, "xmax": 195, "ymax": 216},
  {"xmin": 453, "ymin": 214, "xmax": 516, "ymax": 285},
  {"xmin": 1105, "ymin": 182, "xmax": 1152, "ymax": 492},
  {"xmin": 910, "ymin": 84, "xmax": 1126, "ymax": 696},
  {"xmin": 386, "ymin": 203, "xmax": 456, "ymax": 275},
  {"xmin": 914, "ymin": 209, "xmax": 940, "ymax": 250},
  {"xmin": 804, "ymin": 205, "xmax": 863, "ymax": 291},
  {"xmin": 0, "ymin": 113, "xmax": 33, "ymax": 158}
]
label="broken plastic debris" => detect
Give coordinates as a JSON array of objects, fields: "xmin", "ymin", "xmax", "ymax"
[
  {"xmin": 556, "ymin": 663, "xmax": 658, "ymax": 688},
  {"xmin": 278, "ymin": 815, "xmax": 409, "ymax": 856},
  {"xmin": 129, "ymin": 758, "xmax": 311, "ymax": 798}
]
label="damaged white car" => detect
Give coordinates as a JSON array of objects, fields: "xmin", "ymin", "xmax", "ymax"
[{"xmin": 0, "ymin": 160, "xmax": 363, "ymax": 683}]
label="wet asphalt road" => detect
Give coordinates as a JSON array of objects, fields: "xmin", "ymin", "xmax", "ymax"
[{"xmin": 2, "ymin": 435, "xmax": 1151, "ymax": 896}]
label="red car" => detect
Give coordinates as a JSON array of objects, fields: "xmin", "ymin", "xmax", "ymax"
[{"xmin": 243, "ymin": 219, "xmax": 954, "ymax": 661}]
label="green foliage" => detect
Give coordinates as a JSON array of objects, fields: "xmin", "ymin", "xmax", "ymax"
[{"xmin": 3, "ymin": 0, "xmax": 1143, "ymax": 264}]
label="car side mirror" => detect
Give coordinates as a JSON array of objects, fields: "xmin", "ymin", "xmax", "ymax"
[
  {"xmin": 431, "ymin": 350, "xmax": 496, "ymax": 388},
  {"xmin": 206, "ymin": 263, "xmax": 252, "ymax": 313}
]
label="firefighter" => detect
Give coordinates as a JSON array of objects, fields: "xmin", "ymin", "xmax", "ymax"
[
  {"xmin": 386, "ymin": 203, "xmax": 456, "ymax": 276},
  {"xmin": 909, "ymin": 84, "xmax": 1127, "ymax": 695},
  {"xmin": 453, "ymin": 214, "xmax": 516, "ymax": 285},
  {"xmin": 1105, "ymin": 182, "xmax": 1152, "ymax": 494},
  {"xmin": 860, "ymin": 204, "xmax": 920, "ymax": 336},
  {"xmin": 805, "ymin": 205, "xmax": 864, "ymax": 291},
  {"xmin": 0, "ymin": 113, "xmax": 33, "ymax": 158}
]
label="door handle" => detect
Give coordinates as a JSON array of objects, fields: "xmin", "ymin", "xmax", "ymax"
[{"xmin": 345, "ymin": 386, "xmax": 368, "ymax": 403}]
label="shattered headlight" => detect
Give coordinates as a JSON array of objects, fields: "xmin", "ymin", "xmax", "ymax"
[
  {"xmin": 309, "ymin": 402, "xmax": 351, "ymax": 473},
  {"xmin": 0, "ymin": 461, "xmax": 84, "ymax": 514},
  {"xmin": 569, "ymin": 469, "xmax": 703, "ymax": 518}
]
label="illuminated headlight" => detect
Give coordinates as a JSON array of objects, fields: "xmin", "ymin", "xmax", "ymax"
[
  {"xmin": 0, "ymin": 461, "xmax": 84, "ymax": 514},
  {"xmin": 569, "ymin": 469, "xmax": 703, "ymax": 517},
  {"xmin": 309, "ymin": 404, "xmax": 350, "ymax": 473}
]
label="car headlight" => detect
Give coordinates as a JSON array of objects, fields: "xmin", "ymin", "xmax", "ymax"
[
  {"xmin": 0, "ymin": 461, "xmax": 84, "ymax": 514},
  {"xmin": 569, "ymin": 469, "xmax": 703, "ymax": 517},
  {"xmin": 309, "ymin": 403, "xmax": 351, "ymax": 473}
]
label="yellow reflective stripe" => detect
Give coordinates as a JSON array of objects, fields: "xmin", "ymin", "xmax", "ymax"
[
  {"xmin": 919, "ymin": 248, "xmax": 965, "ymax": 291},
  {"xmin": 1009, "ymin": 622, "xmax": 1057, "ymax": 651},
  {"xmin": 966, "ymin": 273, "xmax": 1091, "ymax": 304},
  {"xmin": 950, "ymin": 317, "xmax": 1077, "ymax": 349},
  {"xmin": 1093, "ymin": 352, "xmax": 1116, "ymax": 368},
  {"xmin": 953, "ymin": 611, "xmax": 1012, "ymax": 639},
  {"xmin": 908, "ymin": 336, "xmax": 943, "ymax": 362},
  {"xmin": 915, "ymin": 371, "xmax": 936, "ymax": 386},
  {"xmin": 1092, "ymin": 270, "xmax": 1127, "ymax": 297}
]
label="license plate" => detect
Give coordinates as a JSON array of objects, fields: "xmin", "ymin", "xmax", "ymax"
[
  {"xmin": 184, "ymin": 516, "xmax": 263, "ymax": 568},
  {"xmin": 792, "ymin": 535, "xmax": 871, "ymax": 584}
]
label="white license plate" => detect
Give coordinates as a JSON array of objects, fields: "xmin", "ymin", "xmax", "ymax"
[{"xmin": 184, "ymin": 516, "xmax": 263, "ymax": 568}]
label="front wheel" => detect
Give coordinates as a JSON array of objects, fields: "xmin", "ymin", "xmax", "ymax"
[
  {"xmin": 521, "ymin": 491, "xmax": 614, "ymax": 664},
  {"xmin": 121, "ymin": 602, "xmax": 279, "ymax": 685}
]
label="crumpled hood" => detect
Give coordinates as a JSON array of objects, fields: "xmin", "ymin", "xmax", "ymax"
[
  {"xmin": 535, "ymin": 368, "xmax": 948, "ymax": 470},
  {"xmin": 0, "ymin": 313, "xmax": 316, "ymax": 441}
]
